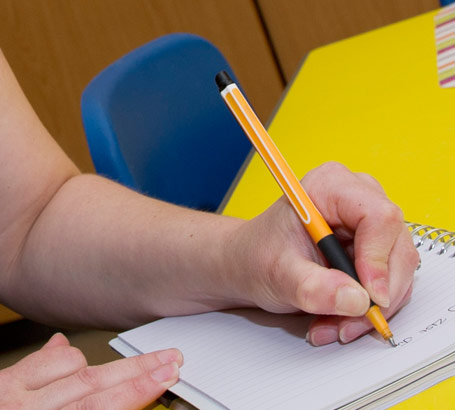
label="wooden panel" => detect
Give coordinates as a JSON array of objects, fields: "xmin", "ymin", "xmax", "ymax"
[
  {"xmin": 0, "ymin": 0, "xmax": 283, "ymax": 173},
  {"xmin": 0, "ymin": 0, "xmax": 283, "ymax": 324},
  {"xmin": 257, "ymin": 0, "xmax": 440, "ymax": 81}
]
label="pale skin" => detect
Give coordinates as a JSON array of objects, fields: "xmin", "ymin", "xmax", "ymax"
[{"xmin": 0, "ymin": 48, "xmax": 419, "ymax": 409}]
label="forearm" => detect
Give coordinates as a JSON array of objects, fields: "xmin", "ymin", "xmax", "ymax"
[
  {"xmin": 0, "ymin": 49, "xmax": 253, "ymax": 330},
  {"xmin": 0, "ymin": 49, "xmax": 417, "ymax": 345},
  {"xmin": 4, "ymin": 173, "xmax": 251, "ymax": 329}
]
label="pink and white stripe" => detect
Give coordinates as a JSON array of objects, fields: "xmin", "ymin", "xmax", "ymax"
[{"xmin": 435, "ymin": 4, "xmax": 455, "ymax": 87}]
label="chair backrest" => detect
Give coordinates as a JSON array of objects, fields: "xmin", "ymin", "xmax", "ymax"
[{"xmin": 81, "ymin": 33, "xmax": 252, "ymax": 212}]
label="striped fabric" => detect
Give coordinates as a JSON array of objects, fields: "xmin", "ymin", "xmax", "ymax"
[{"xmin": 435, "ymin": 3, "xmax": 455, "ymax": 87}]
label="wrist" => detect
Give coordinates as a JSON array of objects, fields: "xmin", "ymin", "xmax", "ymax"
[
  {"xmin": 215, "ymin": 216, "xmax": 257, "ymax": 308},
  {"xmin": 220, "ymin": 212, "xmax": 277, "ymax": 310}
]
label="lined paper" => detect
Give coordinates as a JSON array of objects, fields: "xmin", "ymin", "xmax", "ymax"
[{"xmin": 114, "ymin": 241, "xmax": 455, "ymax": 410}]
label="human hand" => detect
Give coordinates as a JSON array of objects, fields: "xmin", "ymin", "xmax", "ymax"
[
  {"xmin": 0, "ymin": 333, "xmax": 182, "ymax": 410},
  {"xmin": 228, "ymin": 162, "xmax": 419, "ymax": 345}
]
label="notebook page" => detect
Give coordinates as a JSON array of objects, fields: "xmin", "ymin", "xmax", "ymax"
[{"xmin": 118, "ymin": 245, "xmax": 455, "ymax": 410}]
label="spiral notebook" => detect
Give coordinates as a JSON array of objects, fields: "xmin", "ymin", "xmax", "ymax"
[{"xmin": 110, "ymin": 223, "xmax": 455, "ymax": 410}]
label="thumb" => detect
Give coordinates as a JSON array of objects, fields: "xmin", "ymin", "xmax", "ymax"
[{"xmin": 272, "ymin": 249, "xmax": 370, "ymax": 316}]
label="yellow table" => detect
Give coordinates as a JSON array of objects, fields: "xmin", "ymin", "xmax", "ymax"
[
  {"xmin": 223, "ymin": 8, "xmax": 455, "ymax": 410},
  {"xmin": 225, "ymin": 9, "xmax": 455, "ymax": 231}
]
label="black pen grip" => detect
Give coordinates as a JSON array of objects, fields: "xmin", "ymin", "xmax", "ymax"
[{"xmin": 317, "ymin": 234, "xmax": 359, "ymax": 281}]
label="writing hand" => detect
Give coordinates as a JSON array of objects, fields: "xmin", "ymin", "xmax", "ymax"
[
  {"xmin": 228, "ymin": 162, "xmax": 419, "ymax": 345},
  {"xmin": 0, "ymin": 333, "xmax": 182, "ymax": 409}
]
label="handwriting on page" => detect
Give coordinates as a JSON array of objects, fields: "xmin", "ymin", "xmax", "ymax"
[
  {"xmin": 420, "ymin": 318, "xmax": 447, "ymax": 334},
  {"xmin": 117, "ymin": 244, "xmax": 455, "ymax": 410},
  {"xmin": 396, "ymin": 305, "xmax": 455, "ymax": 347}
]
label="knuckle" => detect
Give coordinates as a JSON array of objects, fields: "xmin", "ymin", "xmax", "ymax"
[
  {"xmin": 303, "ymin": 162, "xmax": 352, "ymax": 194},
  {"xmin": 356, "ymin": 172, "xmax": 383, "ymax": 190},
  {"xmin": 318, "ymin": 161, "xmax": 348, "ymax": 174},
  {"xmin": 376, "ymin": 201, "xmax": 404, "ymax": 225},
  {"xmin": 130, "ymin": 374, "xmax": 151, "ymax": 396},
  {"xmin": 73, "ymin": 395, "xmax": 104, "ymax": 410},
  {"xmin": 133, "ymin": 354, "xmax": 151, "ymax": 374},
  {"xmin": 64, "ymin": 346, "xmax": 88, "ymax": 369},
  {"xmin": 76, "ymin": 366, "xmax": 101, "ymax": 391},
  {"xmin": 405, "ymin": 245, "xmax": 420, "ymax": 273},
  {"xmin": 305, "ymin": 161, "xmax": 347, "ymax": 182}
]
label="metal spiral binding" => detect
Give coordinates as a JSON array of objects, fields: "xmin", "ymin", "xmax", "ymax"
[{"xmin": 407, "ymin": 222, "xmax": 455, "ymax": 257}]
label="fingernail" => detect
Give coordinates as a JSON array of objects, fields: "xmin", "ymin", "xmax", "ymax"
[
  {"xmin": 307, "ymin": 328, "xmax": 338, "ymax": 346},
  {"xmin": 340, "ymin": 322, "xmax": 369, "ymax": 343},
  {"xmin": 372, "ymin": 278, "xmax": 390, "ymax": 308},
  {"xmin": 156, "ymin": 348, "xmax": 183, "ymax": 365},
  {"xmin": 335, "ymin": 285, "xmax": 369, "ymax": 316},
  {"xmin": 150, "ymin": 362, "xmax": 179, "ymax": 384}
]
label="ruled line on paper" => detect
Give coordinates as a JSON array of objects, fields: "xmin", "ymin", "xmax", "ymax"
[{"xmin": 118, "ymin": 245, "xmax": 455, "ymax": 409}]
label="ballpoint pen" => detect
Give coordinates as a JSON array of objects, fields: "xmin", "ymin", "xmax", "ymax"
[{"xmin": 215, "ymin": 70, "xmax": 396, "ymax": 347}]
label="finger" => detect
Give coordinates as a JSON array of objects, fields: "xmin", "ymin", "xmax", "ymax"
[
  {"xmin": 38, "ymin": 348, "xmax": 182, "ymax": 409},
  {"xmin": 308, "ymin": 280, "xmax": 415, "ymax": 346},
  {"xmin": 354, "ymin": 172, "xmax": 386, "ymax": 193},
  {"xmin": 41, "ymin": 332, "xmax": 70, "ymax": 349},
  {"xmin": 302, "ymin": 162, "xmax": 406, "ymax": 307},
  {"xmin": 308, "ymin": 225, "xmax": 417, "ymax": 346},
  {"xmin": 12, "ymin": 336, "xmax": 87, "ymax": 390},
  {"xmin": 269, "ymin": 248, "xmax": 370, "ymax": 317},
  {"xmin": 337, "ymin": 197, "xmax": 404, "ymax": 308},
  {"xmin": 63, "ymin": 362, "xmax": 179, "ymax": 410},
  {"xmin": 306, "ymin": 316, "xmax": 339, "ymax": 346},
  {"xmin": 354, "ymin": 222, "xmax": 416, "ymax": 314},
  {"xmin": 338, "ymin": 283, "xmax": 413, "ymax": 343},
  {"xmin": 386, "ymin": 225, "xmax": 419, "ymax": 309},
  {"xmin": 352, "ymin": 202, "xmax": 405, "ymax": 308},
  {"xmin": 341, "ymin": 218, "xmax": 417, "ymax": 342}
]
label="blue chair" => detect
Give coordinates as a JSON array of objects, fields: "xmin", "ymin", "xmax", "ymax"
[{"xmin": 81, "ymin": 33, "xmax": 252, "ymax": 212}]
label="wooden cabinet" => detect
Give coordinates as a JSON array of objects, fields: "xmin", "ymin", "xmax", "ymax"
[
  {"xmin": 257, "ymin": 0, "xmax": 440, "ymax": 81},
  {"xmin": 0, "ymin": 0, "xmax": 284, "ymax": 324},
  {"xmin": 0, "ymin": 0, "xmax": 283, "ymax": 173}
]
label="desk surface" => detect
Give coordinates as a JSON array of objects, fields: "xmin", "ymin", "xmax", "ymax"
[
  {"xmin": 223, "ymin": 8, "xmax": 455, "ymax": 410},
  {"xmin": 224, "ymin": 9, "xmax": 455, "ymax": 231}
]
